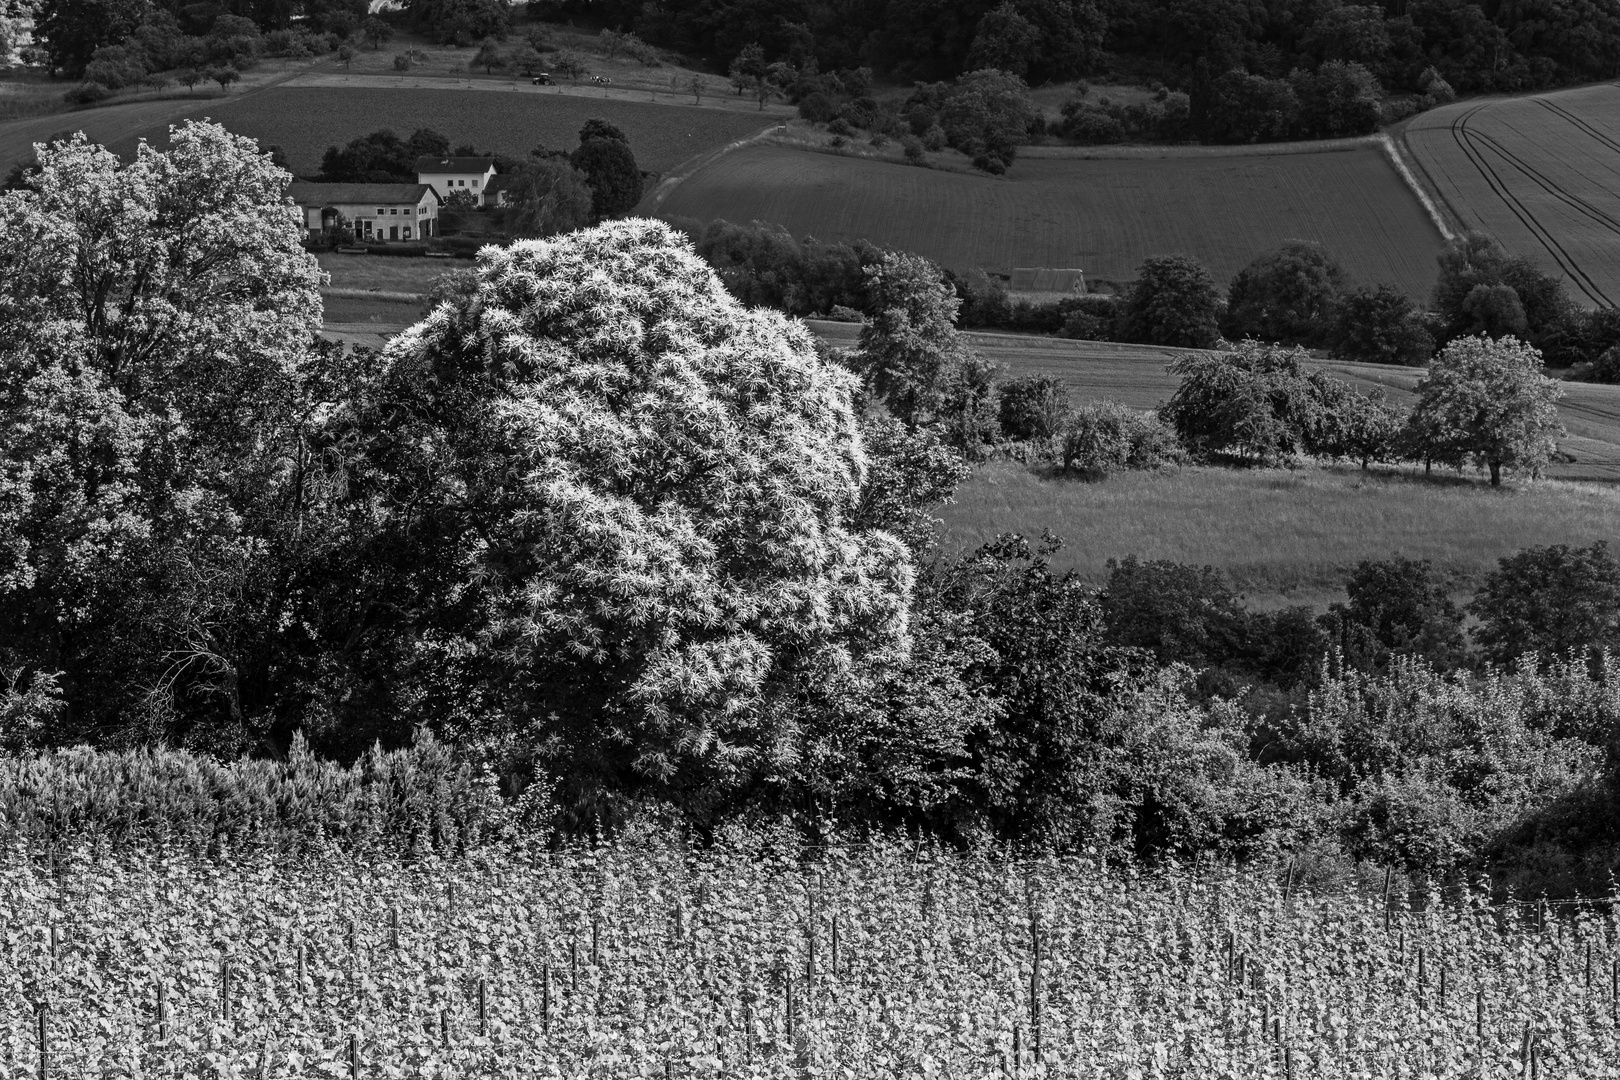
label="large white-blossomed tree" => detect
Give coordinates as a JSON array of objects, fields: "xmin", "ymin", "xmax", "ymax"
[{"xmin": 372, "ymin": 220, "xmax": 915, "ymax": 816}]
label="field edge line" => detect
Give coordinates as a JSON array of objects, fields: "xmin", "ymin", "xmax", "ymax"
[
  {"xmin": 1379, "ymin": 133, "xmax": 1454, "ymax": 242},
  {"xmin": 641, "ymin": 122, "xmax": 789, "ymax": 215}
]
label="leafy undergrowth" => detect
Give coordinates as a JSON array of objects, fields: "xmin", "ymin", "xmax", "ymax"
[{"xmin": 1, "ymin": 836, "xmax": 1617, "ymax": 1078}]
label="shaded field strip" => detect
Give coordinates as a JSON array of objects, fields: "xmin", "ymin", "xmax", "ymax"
[{"xmin": 1450, "ymin": 104, "xmax": 1612, "ymax": 306}]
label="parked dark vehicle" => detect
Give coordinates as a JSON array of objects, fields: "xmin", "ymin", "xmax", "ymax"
[{"xmin": 532, "ymin": 74, "xmax": 552, "ymax": 85}]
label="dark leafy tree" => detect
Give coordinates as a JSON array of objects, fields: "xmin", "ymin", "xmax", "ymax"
[
  {"xmin": 1470, "ymin": 542, "xmax": 1620, "ymax": 663},
  {"xmin": 996, "ymin": 374, "xmax": 1070, "ymax": 442},
  {"xmin": 1123, "ymin": 254, "xmax": 1223, "ymax": 348},
  {"xmin": 1320, "ymin": 555, "xmax": 1468, "ymax": 671},
  {"xmin": 1223, "ymin": 241, "xmax": 1348, "ymax": 347},
  {"xmin": 1332, "ymin": 284, "xmax": 1434, "ymax": 366},
  {"xmin": 569, "ymin": 127, "xmax": 642, "ymax": 220}
]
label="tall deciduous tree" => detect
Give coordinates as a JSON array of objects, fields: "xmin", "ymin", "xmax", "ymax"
[
  {"xmin": 855, "ymin": 251, "xmax": 1000, "ymax": 453},
  {"xmin": 1407, "ymin": 334, "xmax": 1564, "ymax": 485},
  {"xmin": 1470, "ymin": 542, "xmax": 1620, "ymax": 663},
  {"xmin": 569, "ymin": 120, "xmax": 642, "ymax": 220},
  {"xmin": 0, "ymin": 121, "xmax": 332, "ymax": 746},
  {"xmin": 374, "ymin": 219, "xmax": 914, "ymax": 816},
  {"xmin": 1223, "ymin": 241, "xmax": 1348, "ymax": 347},
  {"xmin": 1124, "ymin": 253, "xmax": 1224, "ymax": 348},
  {"xmin": 502, "ymin": 159, "xmax": 593, "ymax": 239}
]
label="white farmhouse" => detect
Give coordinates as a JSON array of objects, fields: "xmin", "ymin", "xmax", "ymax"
[
  {"xmin": 415, "ymin": 155, "xmax": 498, "ymax": 206},
  {"xmin": 288, "ymin": 182, "xmax": 441, "ymax": 241}
]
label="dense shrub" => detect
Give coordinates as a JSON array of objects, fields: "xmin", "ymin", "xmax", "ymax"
[
  {"xmin": 1161, "ymin": 341, "xmax": 1338, "ymax": 462},
  {"xmin": 1223, "ymin": 241, "xmax": 1347, "ymax": 347},
  {"xmin": 685, "ymin": 218, "xmax": 881, "ymax": 316},
  {"xmin": 1122, "ymin": 254, "xmax": 1224, "ymax": 347},
  {"xmin": 1060, "ymin": 400, "xmax": 1182, "ymax": 477},
  {"xmin": 1332, "ymin": 284, "xmax": 1434, "ymax": 366},
  {"xmin": 996, "ymin": 374, "xmax": 1070, "ymax": 442},
  {"xmin": 1469, "ymin": 542, "xmax": 1620, "ymax": 664}
]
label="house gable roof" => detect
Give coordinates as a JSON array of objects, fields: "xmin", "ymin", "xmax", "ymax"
[
  {"xmin": 414, "ymin": 156, "xmax": 497, "ymax": 174},
  {"xmin": 288, "ymin": 182, "xmax": 438, "ymax": 206}
]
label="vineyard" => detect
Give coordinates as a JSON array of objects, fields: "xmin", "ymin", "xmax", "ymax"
[
  {"xmin": 656, "ymin": 142, "xmax": 1445, "ymax": 297},
  {"xmin": 4, "ymin": 840, "xmax": 1619, "ymax": 1078},
  {"xmin": 1405, "ymin": 84, "xmax": 1620, "ymax": 309}
]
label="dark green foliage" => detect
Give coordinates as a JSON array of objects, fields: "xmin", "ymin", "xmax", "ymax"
[
  {"xmin": 1223, "ymin": 241, "xmax": 1347, "ymax": 347},
  {"xmin": 996, "ymin": 374, "xmax": 1070, "ymax": 442},
  {"xmin": 1469, "ymin": 542, "xmax": 1620, "ymax": 663},
  {"xmin": 1432, "ymin": 231, "xmax": 1573, "ymax": 344},
  {"xmin": 1123, "ymin": 254, "xmax": 1224, "ymax": 348},
  {"xmin": 1058, "ymin": 89, "xmax": 1191, "ymax": 144},
  {"xmin": 570, "ymin": 132, "xmax": 643, "ymax": 219},
  {"xmin": 1100, "ymin": 555, "xmax": 1250, "ymax": 670},
  {"xmin": 1319, "ymin": 555, "xmax": 1468, "ymax": 671},
  {"xmin": 684, "ymin": 218, "xmax": 882, "ymax": 317},
  {"xmin": 1332, "ymin": 284, "xmax": 1434, "ymax": 366},
  {"xmin": 908, "ymin": 68, "xmax": 1036, "ymax": 172},
  {"xmin": 405, "ymin": 0, "xmax": 509, "ymax": 45},
  {"xmin": 1060, "ymin": 400, "xmax": 1183, "ymax": 477},
  {"xmin": 319, "ymin": 127, "xmax": 451, "ymax": 183}
]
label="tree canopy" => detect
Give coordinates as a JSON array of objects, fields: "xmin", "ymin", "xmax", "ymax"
[{"xmin": 1408, "ymin": 335, "xmax": 1564, "ymax": 485}]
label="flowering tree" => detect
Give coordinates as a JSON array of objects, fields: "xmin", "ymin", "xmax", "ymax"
[
  {"xmin": 379, "ymin": 219, "xmax": 914, "ymax": 812},
  {"xmin": 1408, "ymin": 335, "xmax": 1564, "ymax": 485}
]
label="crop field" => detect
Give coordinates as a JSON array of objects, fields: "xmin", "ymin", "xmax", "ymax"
[
  {"xmin": 1406, "ymin": 84, "xmax": 1620, "ymax": 308},
  {"xmin": 5, "ymin": 842, "xmax": 1618, "ymax": 1078},
  {"xmin": 658, "ymin": 142, "xmax": 1445, "ymax": 296}
]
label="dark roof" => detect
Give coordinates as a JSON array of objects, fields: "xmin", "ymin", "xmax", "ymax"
[
  {"xmin": 414, "ymin": 156, "xmax": 496, "ymax": 174},
  {"xmin": 485, "ymin": 174, "xmax": 519, "ymax": 192},
  {"xmin": 288, "ymin": 182, "xmax": 437, "ymax": 206}
]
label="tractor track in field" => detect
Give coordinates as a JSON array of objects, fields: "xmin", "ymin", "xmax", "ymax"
[{"xmin": 1448, "ymin": 102, "xmax": 1614, "ymax": 307}]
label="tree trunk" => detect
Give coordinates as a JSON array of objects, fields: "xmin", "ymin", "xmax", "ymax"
[{"xmin": 1489, "ymin": 459, "xmax": 1502, "ymax": 486}]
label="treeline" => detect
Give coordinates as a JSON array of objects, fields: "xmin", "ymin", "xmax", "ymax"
[
  {"xmin": 683, "ymin": 219, "xmax": 1620, "ymax": 375},
  {"xmin": 537, "ymin": 0, "xmax": 1619, "ymax": 138}
]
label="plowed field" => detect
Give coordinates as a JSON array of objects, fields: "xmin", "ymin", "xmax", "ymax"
[
  {"xmin": 659, "ymin": 142, "xmax": 1446, "ymax": 296},
  {"xmin": 1406, "ymin": 84, "xmax": 1620, "ymax": 308}
]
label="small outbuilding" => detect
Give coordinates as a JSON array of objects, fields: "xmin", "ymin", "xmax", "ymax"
[{"xmin": 288, "ymin": 182, "xmax": 441, "ymax": 241}]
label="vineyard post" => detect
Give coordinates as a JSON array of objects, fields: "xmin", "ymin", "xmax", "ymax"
[
  {"xmin": 478, "ymin": 976, "xmax": 488, "ymax": 1036},
  {"xmin": 785, "ymin": 975, "xmax": 794, "ymax": 1042},
  {"xmin": 744, "ymin": 991, "xmax": 752, "ymax": 1066},
  {"xmin": 1012, "ymin": 1023, "xmax": 1021, "ymax": 1076},
  {"xmin": 1382, "ymin": 868, "xmax": 1392, "ymax": 933},
  {"xmin": 440, "ymin": 1008, "xmax": 449, "ymax": 1050},
  {"xmin": 831, "ymin": 914, "xmax": 839, "ymax": 979},
  {"xmin": 591, "ymin": 911, "xmax": 600, "ymax": 966},
  {"xmin": 1438, "ymin": 964, "xmax": 1446, "ymax": 1009},
  {"xmin": 1284, "ymin": 1045, "xmax": 1293, "ymax": 1080},
  {"xmin": 1416, "ymin": 948, "xmax": 1425, "ymax": 1008},
  {"xmin": 541, "ymin": 962, "xmax": 550, "ymax": 1034},
  {"xmin": 1585, "ymin": 942, "xmax": 1591, "ymax": 989},
  {"xmin": 1283, "ymin": 860, "xmax": 1296, "ymax": 911},
  {"xmin": 1030, "ymin": 912, "xmax": 1042, "ymax": 1064},
  {"xmin": 47, "ymin": 922, "xmax": 57, "ymax": 958},
  {"xmin": 158, "ymin": 981, "xmax": 168, "ymax": 1040},
  {"xmin": 389, "ymin": 908, "xmax": 399, "ymax": 951},
  {"xmin": 35, "ymin": 1003, "xmax": 46, "ymax": 1080},
  {"xmin": 571, "ymin": 938, "xmax": 579, "ymax": 991},
  {"xmin": 1475, "ymin": 989, "xmax": 1483, "ymax": 1041},
  {"xmin": 297, "ymin": 943, "xmax": 307, "ymax": 988},
  {"xmin": 348, "ymin": 1033, "xmax": 358, "ymax": 1080}
]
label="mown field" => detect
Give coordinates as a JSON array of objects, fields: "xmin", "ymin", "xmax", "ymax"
[
  {"xmin": 658, "ymin": 142, "xmax": 1445, "ymax": 296},
  {"xmin": 6, "ymin": 842, "xmax": 1617, "ymax": 1078},
  {"xmin": 1406, "ymin": 83, "xmax": 1620, "ymax": 308}
]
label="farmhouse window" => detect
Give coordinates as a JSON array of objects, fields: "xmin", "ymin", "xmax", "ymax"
[
  {"xmin": 390, "ymin": 209, "xmax": 398, "ymax": 215},
  {"xmin": 403, "ymin": 227, "xmax": 412, "ymax": 239},
  {"xmin": 405, "ymin": 209, "xmax": 412, "ymax": 215},
  {"xmin": 376, "ymin": 208, "xmax": 384, "ymax": 215}
]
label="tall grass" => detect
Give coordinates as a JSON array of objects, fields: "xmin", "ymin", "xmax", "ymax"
[{"xmin": 941, "ymin": 462, "xmax": 1620, "ymax": 604}]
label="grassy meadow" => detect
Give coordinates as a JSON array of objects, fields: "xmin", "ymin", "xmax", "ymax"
[
  {"xmin": 657, "ymin": 140, "xmax": 1445, "ymax": 294},
  {"xmin": 1406, "ymin": 83, "xmax": 1620, "ymax": 308},
  {"xmin": 942, "ymin": 462, "xmax": 1620, "ymax": 607}
]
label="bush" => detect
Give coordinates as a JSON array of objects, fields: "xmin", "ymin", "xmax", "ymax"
[
  {"xmin": 1469, "ymin": 542, "xmax": 1620, "ymax": 664},
  {"xmin": 902, "ymin": 135, "xmax": 927, "ymax": 164},
  {"xmin": 1332, "ymin": 284, "xmax": 1434, "ymax": 366},
  {"xmin": 63, "ymin": 82, "xmax": 114, "ymax": 105},
  {"xmin": 799, "ymin": 92, "xmax": 839, "ymax": 122},
  {"xmin": 1061, "ymin": 401, "xmax": 1182, "ymax": 477},
  {"xmin": 827, "ymin": 117, "xmax": 854, "ymax": 136},
  {"xmin": 1160, "ymin": 340, "xmax": 1330, "ymax": 463},
  {"xmin": 996, "ymin": 374, "xmax": 1070, "ymax": 442},
  {"xmin": 1223, "ymin": 241, "xmax": 1347, "ymax": 347}
]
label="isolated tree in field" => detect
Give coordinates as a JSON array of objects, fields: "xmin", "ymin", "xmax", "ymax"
[
  {"xmin": 176, "ymin": 68, "xmax": 203, "ymax": 93},
  {"xmin": 1407, "ymin": 335, "xmax": 1563, "ymax": 486},
  {"xmin": 1124, "ymin": 254, "xmax": 1224, "ymax": 348},
  {"xmin": 338, "ymin": 44, "xmax": 356, "ymax": 68},
  {"xmin": 0, "ymin": 121, "xmax": 329, "ymax": 744},
  {"xmin": 729, "ymin": 42, "xmax": 767, "ymax": 94},
  {"xmin": 209, "ymin": 65, "xmax": 240, "ymax": 92},
  {"xmin": 502, "ymin": 159, "xmax": 593, "ymax": 239},
  {"xmin": 1223, "ymin": 241, "xmax": 1347, "ymax": 347},
  {"xmin": 510, "ymin": 44, "xmax": 546, "ymax": 77},
  {"xmin": 362, "ymin": 16, "xmax": 394, "ymax": 49},
  {"xmin": 1332, "ymin": 284, "xmax": 1434, "ymax": 366},
  {"xmin": 473, "ymin": 38, "xmax": 506, "ymax": 74},
  {"xmin": 856, "ymin": 251, "xmax": 1000, "ymax": 452},
  {"xmin": 1460, "ymin": 282, "xmax": 1528, "ymax": 338},
  {"xmin": 1469, "ymin": 542, "xmax": 1620, "ymax": 662},
  {"xmin": 1161, "ymin": 340, "xmax": 1349, "ymax": 462},
  {"xmin": 1304, "ymin": 380, "xmax": 1403, "ymax": 469},
  {"xmin": 378, "ymin": 219, "xmax": 914, "ymax": 810},
  {"xmin": 939, "ymin": 68, "xmax": 1036, "ymax": 172},
  {"xmin": 569, "ymin": 120, "xmax": 641, "ymax": 220}
]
